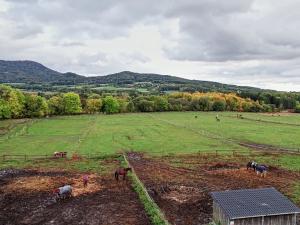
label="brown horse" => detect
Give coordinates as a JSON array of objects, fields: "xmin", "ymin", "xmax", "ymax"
[{"xmin": 115, "ymin": 167, "xmax": 132, "ymax": 181}]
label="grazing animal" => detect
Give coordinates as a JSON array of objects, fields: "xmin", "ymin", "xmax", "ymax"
[
  {"xmin": 247, "ymin": 161, "xmax": 258, "ymax": 171},
  {"xmin": 53, "ymin": 185, "xmax": 72, "ymax": 200},
  {"xmin": 53, "ymin": 151, "xmax": 67, "ymax": 158},
  {"xmin": 83, "ymin": 175, "xmax": 89, "ymax": 188},
  {"xmin": 216, "ymin": 115, "xmax": 220, "ymax": 122},
  {"xmin": 115, "ymin": 167, "xmax": 132, "ymax": 181},
  {"xmin": 256, "ymin": 165, "xmax": 267, "ymax": 177}
]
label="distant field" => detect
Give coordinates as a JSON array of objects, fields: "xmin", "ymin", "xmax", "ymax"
[{"xmin": 0, "ymin": 112, "xmax": 300, "ymax": 157}]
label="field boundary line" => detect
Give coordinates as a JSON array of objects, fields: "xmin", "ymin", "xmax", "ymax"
[
  {"xmin": 123, "ymin": 153, "xmax": 170, "ymax": 225},
  {"xmin": 223, "ymin": 115, "xmax": 300, "ymax": 127}
]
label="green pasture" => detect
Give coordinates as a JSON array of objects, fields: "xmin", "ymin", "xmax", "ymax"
[
  {"xmin": 0, "ymin": 112, "xmax": 300, "ymax": 157},
  {"xmin": 0, "ymin": 113, "xmax": 241, "ymax": 156},
  {"xmin": 1, "ymin": 112, "xmax": 300, "ymax": 213},
  {"xmin": 149, "ymin": 112, "xmax": 300, "ymax": 150},
  {"xmin": 236, "ymin": 112, "xmax": 300, "ymax": 125}
]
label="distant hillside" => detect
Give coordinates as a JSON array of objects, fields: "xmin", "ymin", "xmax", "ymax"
[
  {"xmin": 0, "ymin": 60, "xmax": 85, "ymax": 84},
  {"xmin": 0, "ymin": 60, "xmax": 265, "ymax": 93}
]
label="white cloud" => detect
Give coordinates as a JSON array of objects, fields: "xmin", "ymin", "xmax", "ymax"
[{"xmin": 0, "ymin": 0, "xmax": 300, "ymax": 91}]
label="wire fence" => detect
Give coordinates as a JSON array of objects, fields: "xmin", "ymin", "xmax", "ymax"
[
  {"xmin": 1, "ymin": 148, "xmax": 300, "ymax": 162},
  {"xmin": 0, "ymin": 152, "xmax": 120, "ymax": 161}
]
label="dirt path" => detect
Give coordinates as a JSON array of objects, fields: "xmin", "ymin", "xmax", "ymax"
[
  {"xmin": 127, "ymin": 152, "xmax": 300, "ymax": 225},
  {"xmin": 0, "ymin": 169, "xmax": 151, "ymax": 225},
  {"xmin": 239, "ymin": 142, "xmax": 300, "ymax": 153}
]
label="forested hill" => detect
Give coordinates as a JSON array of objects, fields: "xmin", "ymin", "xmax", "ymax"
[{"xmin": 0, "ymin": 60, "xmax": 263, "ymax": 92}]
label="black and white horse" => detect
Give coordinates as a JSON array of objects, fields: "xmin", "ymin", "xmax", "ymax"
[
  {"xmin": 247, "ymin": 161, "xmax": 268, "ymax": 177},
  {"xmin": 246, "ymin": 161, "xmax": 258, "ymax": 171}
]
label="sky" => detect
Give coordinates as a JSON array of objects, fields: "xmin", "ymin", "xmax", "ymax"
[{"xmin": 0, "ymin": 0, "xmax": 300, "ymax": 91}]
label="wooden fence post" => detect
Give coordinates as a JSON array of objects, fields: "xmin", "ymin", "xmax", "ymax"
[{"xmin": 24, "ymin": 154, "xmax": 27, "ymax": 161}]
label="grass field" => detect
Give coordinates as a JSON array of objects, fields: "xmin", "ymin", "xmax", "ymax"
[
  {"xmin": 1, "ymin": 112, "xmax": 300, "ymax": 225},
  {"xmin": 1, "ymin": 112, "xmax": 300, "ymax": 157}
]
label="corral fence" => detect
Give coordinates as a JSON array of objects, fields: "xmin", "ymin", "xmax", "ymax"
[
  {"xmin": 0, "ymin": 153, "xmax": 119, "ymax": 161},
  {"xmin": 2, "ymin": 148, "xmax": 300, "ymax": 162}
]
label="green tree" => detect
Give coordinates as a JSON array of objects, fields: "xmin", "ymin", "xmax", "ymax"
[
  {"xmin": 63, "ymin": 92, "xmax": 82, "ymax": 114},
  {"xmin": 103, "ymin": 96, "xmax": 120, "ymax": 114},
  {"xmin": 24, "ymin": 94, "xmax": 48, "ymax": 117},
  {"xmin": 86, "ymin": 98, "xmax": 102, "ymax": 114},
  {"xmin": 0, "ymin": 99, "xmax": 11, "ymax": 119},
  {"xmin": 198, "ymin": 97, "xmax": 211, "ymax": 111},
  {"xmin": 212, "ymin": 100, "xmax": 226, "ymax": 111},
  {"xmin": 295, "ymin": 104, "xmax": 300, "ymax": 113},
  {"xmin": 48, "ymin": 96, "xmax": 64, "ymax": 115},
  {"xmin": 136, "ymin": 100, "xmax": 155, "ymax": 112},
  {"xmin": 127, "ymin": 101, "xmax": 135, "ymax": 112},
  {"xmin": 153, "ymin": 96, "xmax": 169, "ymax": 111},
  {"xmin": 117, "ymin": 98, "xmax": 128, "ymax": 113},
  {"xmin": 88, "ymin": 93, "xmax": 101, "ymax": 99},
  {"xmin": 168, "ymin": 98, "xmax": 183, "ymax": 111},
  {"xmin": 0, "ymin": 84, "xmax": 24, "ymax": 118}
]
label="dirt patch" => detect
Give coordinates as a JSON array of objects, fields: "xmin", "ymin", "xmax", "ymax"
[
  {"xmin": 0, "ymin": 169, "xmax": 151, "ymax": 225},
  {"xmin": 127, "ymin": 152, "xmax": 300, "ymax": 225},
  {"xmin": 206, "ymin": 162, "xmax": 240, "ymax": 171}
]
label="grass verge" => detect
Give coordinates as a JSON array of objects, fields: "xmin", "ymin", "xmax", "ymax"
[{"xmin": 122, "ymin": 154, "xmax": 170, "ymax": 225}]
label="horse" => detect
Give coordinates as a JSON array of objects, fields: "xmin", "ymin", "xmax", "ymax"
[
  {"xmin": 256, "ymin": 165, "xmax": 267, "ymax": 177},
  {"xmin": 53, "ymin": 185, "xmax": 72, "ymax": 201},
  {"xmin": 246, "ymin": 161, "xmax": 258, "ymax": 171},
  {"xmin": 115, "ymin": 167, "xmax": 132, "ymax": 181}
]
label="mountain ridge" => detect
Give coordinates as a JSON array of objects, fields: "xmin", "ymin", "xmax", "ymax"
[{"xmin": 0, "ymin": 60, "xmax": 267, "ymax": 92}]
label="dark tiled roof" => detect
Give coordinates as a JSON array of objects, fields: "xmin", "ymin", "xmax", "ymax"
[{"xmin": 211, "ymin": 188, "xmax": 300, "ymax": 219}]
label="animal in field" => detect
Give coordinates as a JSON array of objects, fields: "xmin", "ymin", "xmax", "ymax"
[
  {"xmin": 216, "ymin": 115, "xmax": 220, "ymax": 122},
  {"xmin": 53, "ymin": 185, "xmax": 72, "ymax": 201},
  {"xmin": 247, "ymin": 161, "xmax": 258, "ymax": 171},
  {"xmin": 115, "ymin": 167, "xmax": 132, "ymax": 181},
  {"xmin": 53, "ymin": 151, "xmax": 67, "ymax": 158},
  {"xmin": 83, "ymin": 175, "xmax": 89, "ymax": 188},
  {"xmin": 255, "ymin": 165, "xmax": 268, "ymax": 177}
]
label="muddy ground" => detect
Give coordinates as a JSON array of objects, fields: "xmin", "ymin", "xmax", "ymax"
[
  {"xmin": 127, "ymin": 152, "xmax": 300, "ymax": 225},
  {"xmin": 0, "ymin": 168, "xmax": 151, "ymax": 225}
]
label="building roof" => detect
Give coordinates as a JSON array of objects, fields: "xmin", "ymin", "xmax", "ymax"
[{"xmin": 211, "ymin": 187, "xmax": 300, "ymax": 219}]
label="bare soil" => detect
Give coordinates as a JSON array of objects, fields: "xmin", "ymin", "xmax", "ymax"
[
  {"xmin": 0, "ymin": 168, "xmax": 151, "ymax": 225},
  {"xmin": 127, "ymin": 152, "xmax": 300, "ymax": 225}
]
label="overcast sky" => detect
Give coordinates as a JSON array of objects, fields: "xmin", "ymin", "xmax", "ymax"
[{"xmin": 1, "ymin": 0, "xmax": 300, "ymax": 91}]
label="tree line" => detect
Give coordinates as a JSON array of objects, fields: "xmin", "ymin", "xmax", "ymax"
[{"xmin": 1, "ymin": 84, "xmax": 299, "ymax": 119}]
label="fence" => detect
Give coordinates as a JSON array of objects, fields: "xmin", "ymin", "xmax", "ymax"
[{"xmin": 0, "ymin": 152, "xmax": 120, "ymax": 161}]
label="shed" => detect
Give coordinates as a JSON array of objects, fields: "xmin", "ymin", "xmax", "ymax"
[{"xmin": 211, "ymin": 187, "xmax": 300, "ymax": 225}]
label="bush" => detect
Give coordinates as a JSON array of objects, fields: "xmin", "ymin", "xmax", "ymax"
[
  {"xmin": 103, "ymin": 96, "xmax": 120, "ymax": 114},
  {"xmin": 0, "ymin": 99, "xmax": 11, "ymax": 119},
  {"xmin": 295, "ymin": 104, "xmax": 300, "ymax": 113},
  {"xmin": 212, "ymin": 100, "xmax": 226, "ymax": 111}
]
